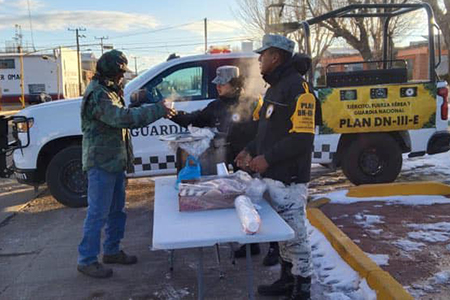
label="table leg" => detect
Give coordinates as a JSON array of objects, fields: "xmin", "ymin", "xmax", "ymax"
[
  {"xmin": 215, "ymin": 244, "xmax": 224, "ymax": 279},
  {"xmin": 229, "ymin": 243, "xmax": 236, "ymax": 265},
  {"xmin": 197, "ymin": 247, "xmax": 204, "ymax": 300},
  {"xmin": 245, "ymin": 244, "xmax": 255, "ymax": 300},
  {"xmin": 169, "ymin": 250, "xmax": 175, "ymax": 271}
]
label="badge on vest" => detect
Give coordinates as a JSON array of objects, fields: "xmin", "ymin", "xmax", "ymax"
[
  {"xmin": 289, "ymin": 82, "xmax": 316, "ymax": 134},
  {"xmin": 232, "ymin": 113, "xmax": 241, "ymax": 122},
  {"xmin": 266, "ymin": 104, "xmax": 274, "ymax": 119}
]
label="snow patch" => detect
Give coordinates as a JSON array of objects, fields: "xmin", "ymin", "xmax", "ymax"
[
  {"xmin": 407, "ymin": 231, "xmax": 450, "ymax": 243},
  {"xmin": 153, "ymin": 285, "xmax": 190, "ymax": 299},
  {"xmin": 364, "ymin": 253, "xmax": 389, "ymax": 266},
  {"xmin": 315, "ymin": 189, "xmax": 450, "ymax": 206},
  {"xmin": 308, "ymin": 221, "xmax": 377, "ymax": 300},
  {"xmin": 354, "ymin": 213, "xmax": 384, "ymax": 228},
  {"xmin": 406, "ymin": 222, "xmax": 450, "ymax": 243},
  {"xmin": 392, "ymin": 239, "xmax": 426, "ymax": 251},
  {"xmin": 433, "ymin": 270, "xmax": 450, "ymax": 284}
]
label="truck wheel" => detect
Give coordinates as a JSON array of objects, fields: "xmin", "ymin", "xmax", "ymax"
[
  {"xmin": 341, "ymin": 133, "xmax": 402, "ymax": 185},
  {"xmin": 46, "ymin": 145, "xmax": 87, "ymax": 208}
]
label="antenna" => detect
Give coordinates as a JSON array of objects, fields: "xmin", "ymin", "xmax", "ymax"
[{"xmin": 26, "ymin": 0, "xmax": 36, "ymax": 51}]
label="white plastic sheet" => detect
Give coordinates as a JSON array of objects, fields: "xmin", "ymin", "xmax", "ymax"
[{"xmin": 167, "ymin": 125, "xmax": 215, "ymax": 158}]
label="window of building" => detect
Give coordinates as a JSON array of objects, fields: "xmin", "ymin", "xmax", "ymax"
[
  {"xmin": 28, "ymin": 84, "xmax": 46, "ymax": 94},
  {"xmin": 0, "ymin": 59, "xmax": 15, "ymax": 69}
]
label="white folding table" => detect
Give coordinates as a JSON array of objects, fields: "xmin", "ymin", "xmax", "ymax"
[{"xmin": 152, "ymin": 176, "xmax": 295, "ymax": 300}]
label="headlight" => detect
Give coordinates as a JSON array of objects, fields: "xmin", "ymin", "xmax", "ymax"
[{"xmin": 15, "ymin": 119, "xmax": 34, "ymax": 132}]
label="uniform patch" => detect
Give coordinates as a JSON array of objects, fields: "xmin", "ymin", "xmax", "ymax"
[
  {"xmin": 289, "ymin": 82, "xmax": 316, "ymax": 134},
  {"xmin": 232, "ymin": 113, "xmax": 241, "ymax": 122},
  {"xmin": 266, "ymin": 104, "xmax": 274, "ymax": 119},
  {"xmin": 253, "ymin": 96, "xmax": 263, "ymax": 121}
]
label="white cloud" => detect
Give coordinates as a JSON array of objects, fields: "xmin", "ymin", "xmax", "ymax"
[
  {"xmin": 182, "ymin": 20, "xmax": 242, "ymax": 35},
  {"xmin": 0, "ymin": 10, "xmax": 158, "ymax": 32},
  {"xmin": 9, "ymin": 0, "xmax": 45, "ymax": 10}
]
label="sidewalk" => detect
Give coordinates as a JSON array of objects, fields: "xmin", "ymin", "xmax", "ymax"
[{"xmin": 0, "ymin": 103, "xmax": 26, "ymax": 117}]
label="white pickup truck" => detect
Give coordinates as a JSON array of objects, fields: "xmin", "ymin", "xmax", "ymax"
[{"xmin": 1, "ymin": 50, "xmax": 449, "ymax": 208}]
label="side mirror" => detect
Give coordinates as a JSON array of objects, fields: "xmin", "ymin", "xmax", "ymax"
[{"xmin": 130, "ymin": 89, "xmax": 149, "ymax": 107}]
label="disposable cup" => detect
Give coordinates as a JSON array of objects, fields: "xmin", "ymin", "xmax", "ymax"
[{"xmin": 216, "ymin": 162, "xmax": 229, "ymax": 176}]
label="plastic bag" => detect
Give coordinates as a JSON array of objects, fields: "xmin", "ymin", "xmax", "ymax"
[
  {"xmin": 168, "ymin": 125, "xmax": 215, "ymax": 159},
  {"xmin": 176, "ymin": 155, "xmax": 201, "ymax": 187},
  {"xmin": 245, "ymin": 177, "xmax": 267, "ymax": 203},
  {"xmin": 234, "ymin": 195, "xmax": 261, "ymax": 234}
]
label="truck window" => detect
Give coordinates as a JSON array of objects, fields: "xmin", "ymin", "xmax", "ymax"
[{"xmin": 143, "ymin": 65, "xmax": 206, "ymax": 103}]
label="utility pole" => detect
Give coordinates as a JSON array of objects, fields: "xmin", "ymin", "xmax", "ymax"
[
  {"xmin": 133, "ymin": 56, "xmax": 138, "ymax": 76},
  {"xmin": 18, "ymin": 46, "xmax": 25, "ymax": 108},
  {"xmin": 68, "ymin": 27, "xmax": 86, "ymax": 96},
  {"xmin": 95, "ymin": 36, "xmax": 108, "ymax": 55},
  {"xmin": 204, "ymin": 18, "xmax": 208, "ymax": 53}
]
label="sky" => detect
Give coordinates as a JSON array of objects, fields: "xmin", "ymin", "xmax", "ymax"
[
  {"xmin": 0, "ymin": 0, "xmax": 433, "ymax": 72},
  {"xmin": 0, "ymin": 0, "xmax": 257, "ymax": 72}
]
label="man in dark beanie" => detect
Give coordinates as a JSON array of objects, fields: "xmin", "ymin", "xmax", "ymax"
[{"xmin": 77, "ymin": 49, "xmax": 175, "ymax": 278}]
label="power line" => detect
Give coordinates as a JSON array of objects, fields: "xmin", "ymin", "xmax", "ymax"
[
  {"xmin": 108, "ymin": 20, "xmax": 201, "ymax": 40},
  {"xmin": 117, "ymin": 36, "xmax": 256, "ymax": 51}
]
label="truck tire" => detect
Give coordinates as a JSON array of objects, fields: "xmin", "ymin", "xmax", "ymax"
[
  {"xmin": 341, "ymin": 133, "xmax": 402, "ymax": 185},
  {"xmin": 46, "ymin": 145, "xmax": 87, "ymax": 208}
]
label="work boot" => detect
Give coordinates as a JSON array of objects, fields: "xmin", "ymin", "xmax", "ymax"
[
  {"xmin": 77, "ymin": 262, "xmax": 113, "ymax": 278},
  {"xmin": 103, "ymin": 250, "xmax": 138, "ymax": 265},
  {"xmin": 233, "ymin": 243, "xmax": 261, "ymax": 258},
  {"xmin": 263, "ymin": 242, "xmax": 279, "ymax": 266},
  {"xmin": 283, "ymin": 275, "xmax": 311, "ymax": 300},
  {"xmin": 257, "ymin": 259, "xmax": 294, "ymax": 296}
]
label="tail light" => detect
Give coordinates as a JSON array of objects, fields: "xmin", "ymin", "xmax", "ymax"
[{"xmin": 438, "ymin": 87, "xmax": 448, "ymax": 120}]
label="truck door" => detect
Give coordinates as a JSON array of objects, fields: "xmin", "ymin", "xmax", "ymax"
[{"xmin": 129, "ymin": 61, "xmax": 213, "ymax": 177}]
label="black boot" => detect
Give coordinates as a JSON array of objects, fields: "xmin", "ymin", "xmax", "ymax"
[
  {"xmin": 233, "ymin": 243, "xmax": 261, "ymax": 258},
  {"xmin": 263, "ymin": 242, "xmax": 279, "ymax": 266},
  {"xmin": 257, "ymin": 259, "xmax": 294, "ymax": 296},
  {"xmin": 283, "ymin": 275, "xmax": 311, "ymax": 300}
]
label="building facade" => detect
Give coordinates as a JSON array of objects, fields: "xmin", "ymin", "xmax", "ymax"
[{"xmin": 0, "ymin": 47, "xmax": 80, "ymax": 104}]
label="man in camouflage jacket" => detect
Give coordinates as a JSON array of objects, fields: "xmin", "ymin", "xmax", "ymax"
[{"xmin": 77, "ymin": 50, "xmax": 175, "ymax": 278}]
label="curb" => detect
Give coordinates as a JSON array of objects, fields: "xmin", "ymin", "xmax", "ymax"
[
  {"xmin": 0, "ymin": 110, "xmax": 21, "ymax": 117},
  {"xmin": 307, "ymin": 205, "xmax": 413, "ymax": 300},
  {"xmin": 346, "ymin": 181, "xmax": 450, "ymax": 198}
]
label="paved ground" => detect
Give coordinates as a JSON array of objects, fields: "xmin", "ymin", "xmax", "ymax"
[
  {"xmin": 0, "ymin": 179, "xmax": 287, "ymax": 300},
  {"xmin": 1, "ymin": 158, "xmax": 449, "ymax": 299}
]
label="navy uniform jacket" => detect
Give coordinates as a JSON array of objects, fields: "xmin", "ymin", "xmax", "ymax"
[
  {"xmin": 171, "ymin": 95, "xmax": 258, "ymax": 164},
  {"xmin": 246, "ymin": 59, "xmax": 320, "ymax": 184}
]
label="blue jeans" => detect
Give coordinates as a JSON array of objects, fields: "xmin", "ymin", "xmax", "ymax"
[{"xmin": 78, "ymin": 168, "xmax": 127, "ymax": 266}]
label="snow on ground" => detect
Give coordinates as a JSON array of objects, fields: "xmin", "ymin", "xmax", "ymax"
[
  {"xmin": 308, "ymin": 221, "xmax": 377, "ymax": 300},
  {"xmin": 402, "ymin": 152, "xmax": 450, "ymax": 177},
  {"xmin": 354, "ymin": 213, "xmax": 384, "ymax": 228},
  {"xmin": 406, "ymin": 270, "xmax": 450, "ymax": 298},
  {"xmin": 314, "ymin": 189, "xmax": 450, "ymax": 205},
  {"xmin": 364, "ymin": 253, "xmax": 389, "ymax": 266},
  {"xmin": 309, "ymin": 150, "xmax": 450, "ymax": 299},
  {"xmin": 392, "ymin": 239, "xmax": 426, "ymax": 252}
]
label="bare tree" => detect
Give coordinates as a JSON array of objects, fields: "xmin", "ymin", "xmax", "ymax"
[
  {"xmin": 234, "ymin": 0, "xmax": 334, "ymax": 69},
  {"xmin": 422, "ymin": 0, "xmax": 450, "ymax": 80},
  {"xmin": 308, "ymin": 0, "xmax": 416, "ymax": 62}
]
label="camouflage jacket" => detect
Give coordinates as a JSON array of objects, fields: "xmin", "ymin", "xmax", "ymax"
[{"xmin": 81, "ymin": 79, "xmax": 166, "ymax": 173}]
